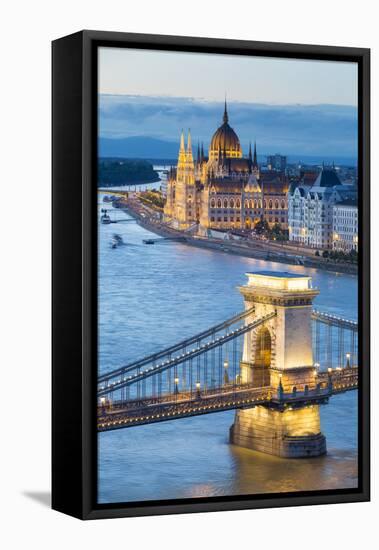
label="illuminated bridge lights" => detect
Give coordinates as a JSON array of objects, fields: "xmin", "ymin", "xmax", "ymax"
[{"xmin": 97, "ymin": 368, "xmax": 357, "ymax": 432}]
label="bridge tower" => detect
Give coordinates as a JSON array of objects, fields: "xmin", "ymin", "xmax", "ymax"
[{"xmin": 230, "ymin": 271, "xmax": 327, "ymax": 458}]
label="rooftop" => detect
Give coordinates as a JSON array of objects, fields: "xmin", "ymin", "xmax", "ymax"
[
  {"xmin": 335, "ymin": 197, "xmax": 358, "ymax": 207},
  {"xmin": 312, "ymin": 168, "xmax": 342, "ymax": 188},
  {"xmin": 246, "ymin": 270, "xmax": 309, "ymax": 279},
  {"xmin": 245, "ymin": 271, "xmax": 313, "ymax": 292}
]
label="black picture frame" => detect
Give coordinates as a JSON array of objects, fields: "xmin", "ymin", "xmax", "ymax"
[{"xmin": 52, "ymin": 30, "xmax": 370, "ymax": 520}]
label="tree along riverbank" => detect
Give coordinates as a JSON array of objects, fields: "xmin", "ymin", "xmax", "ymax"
[{"xmin": 98, "ymin": 158, "xmax": 160, "ymax": 186}]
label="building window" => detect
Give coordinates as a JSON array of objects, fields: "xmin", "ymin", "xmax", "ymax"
[
  {"xmin": 281, "ymin": 200, "xmax": 285, "ymax": 209},
  {"xmin": 210, "ymin": 199, "xmax": 215, "ymax": 208},
  {"xmin": 223, "ymin": 199, "xmax": 228, "ymax": 208},
  {"xmin": 269, "ymin": 200, "xmax": 273, "ymax": 209},
  {"xmin": 217, "ymin": 217, "xmax": 221, "ymax": 222},
  {"xmin": 230, "ymin": 199, "xmax": 235, "ymax": 208},
  {"xmin": 211, "ymin": 216, "xmax": 215, "ymax": 222},
  {"xmin": 236, "ymin": 199, "xmax": 241, "ymax": 208},
  {"xmin": 275, "ymin": 200, "xmax": 279, "ymax": 209},
  {"xmin": 217, "ymin": 199, "xmax": 222, "ymax": 208},
  {"xmin": 224, "ymin": 217, "xmax": 228, "ymax": 222}
]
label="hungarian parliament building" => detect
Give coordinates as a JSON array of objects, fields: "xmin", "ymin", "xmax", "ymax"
[
  {"xmin": 163, "ymin": 102, "xmax": 289, "ymax": 231},
  {"xmin": 163, "ymin": 101, "xmax": 358, "ymax": 252}
]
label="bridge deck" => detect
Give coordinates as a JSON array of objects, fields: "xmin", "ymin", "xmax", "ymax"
[{"xmin": 98, "ymin": 368, "xmax": 358, "ymax": 432}]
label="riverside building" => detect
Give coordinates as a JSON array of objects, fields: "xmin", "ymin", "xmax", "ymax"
[
  {"xmin": 288, "ymin": 167, "xmax": 357, "ymax": 250},
  {"xmin": 164, "ymin": 102, "xmax": 289, "ymax": 231},
  {"xmin": 332, "ymin": 198, "xmax": 358, "ymax": 252}
]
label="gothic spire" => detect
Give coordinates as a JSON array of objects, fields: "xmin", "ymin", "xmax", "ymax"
[
  {"xmin": 197, "ymin": 141, "xmax": 201, "ymax": 163},
  {"xmin": 187, "ymin": 129, "xmax": 192, "ymax": 153},
  {"xmin": 223, "ymin": 96, "xmax": 229, "ymax": 124},
  {"xmin": 248, "ymin": 141, "xmax": 252, "ymax": 161},
  {"xmin": 253, "ymin": 140, "xmax": 258, "ymax": 168},
  {"xmin": 201, "ymin": 142, "xmax": 204, "ymax": 162},
  {"xmin": 186, "ymin": 128, "xmax": 193, "ymax": 165},
  {"xmin": 179, "ymin": 130, "xmax": 185, "ymax": 152}
]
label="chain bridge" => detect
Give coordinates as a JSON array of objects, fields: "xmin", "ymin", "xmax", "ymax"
[{"xmin": 98, "ymin": 271, "xmax": 358, "ymax": 458}]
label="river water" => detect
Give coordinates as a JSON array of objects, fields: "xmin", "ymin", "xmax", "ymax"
[{"xmin": 97, "ymin": 188, "xmax": 358, "ymax": 504}]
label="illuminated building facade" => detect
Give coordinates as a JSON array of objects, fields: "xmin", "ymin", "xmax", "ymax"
[
  {"xmin": 332, "ymin": 199, "xmax": 358, "ymax": 252},
  {"xmin": 288, "ymin": 167, "xmax": 357, "ymax": 250},
  {"xmin": 164, "ymin": 102, "xmax": 289, "ymax": 231}
]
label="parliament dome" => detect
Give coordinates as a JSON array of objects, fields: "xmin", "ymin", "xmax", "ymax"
[{"xmin": 209, "ymin": 101, "xmax": 242, "ymax": 160}]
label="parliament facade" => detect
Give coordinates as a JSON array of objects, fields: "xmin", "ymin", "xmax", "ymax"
[{"xmin": 164, "ymin": 102, "xmax": 289, "ymax": 231}]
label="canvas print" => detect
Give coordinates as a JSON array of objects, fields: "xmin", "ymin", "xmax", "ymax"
[{"xmin": 97, "ymin": 47, "xmax": 359, "ymax": 505}]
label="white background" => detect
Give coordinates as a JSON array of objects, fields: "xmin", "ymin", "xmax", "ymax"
[{"xmin": 1, "ymin": 0, "xmax": 377, "ymax": 548}]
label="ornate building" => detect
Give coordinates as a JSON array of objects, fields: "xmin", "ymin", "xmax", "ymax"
[
  {"xmin": 288, "ymin": 167, "xmax": 357, "ymax": 250},
  {"xmin": 332, "ymin": 198, "xmax": 358, "ymax": 252},
  {"xmin": 164, "ymin": 102, "xmax": 289, "ymax": 231}
]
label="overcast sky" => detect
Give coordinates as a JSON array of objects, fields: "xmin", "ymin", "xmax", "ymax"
[{"xmin": 99, "ymin": 47, "xmax": 358, "ymax": 106}]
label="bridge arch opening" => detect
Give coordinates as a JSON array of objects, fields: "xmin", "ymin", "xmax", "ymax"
[
  {"xmin": 255, "ymin": 326, "xmax": 271, "ymax": 367},
  {"xmin": 254, "ymin": 326, "xmax": 271, "ymax": 386}
]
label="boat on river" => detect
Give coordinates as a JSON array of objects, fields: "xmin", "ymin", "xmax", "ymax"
[{"xmin": 101, "ymin": 209, "xmax": 111, "ymax": 224}]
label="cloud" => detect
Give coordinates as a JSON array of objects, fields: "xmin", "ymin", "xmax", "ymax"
[{"xmin": 99, "ymin": 94, "xmax": 358, "ymax": 157}]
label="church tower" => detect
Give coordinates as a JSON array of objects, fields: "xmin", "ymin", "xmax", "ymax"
[
  {"xmin": 252, "ymin": 140, "xmax": 259, "ymax": 175},
  {"xmin": 173, "ymin": 130, "xmax": 195, "ymax": 228}
]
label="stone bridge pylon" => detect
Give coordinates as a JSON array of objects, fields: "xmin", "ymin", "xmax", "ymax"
[{"xmin": 230, "ymin": 271, "xmax": 327, "ymax": 458}]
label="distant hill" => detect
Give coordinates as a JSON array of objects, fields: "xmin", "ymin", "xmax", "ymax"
[
  {"xmin": 99, "ymin": 137, "xmax": 357, "ymax": 167},
  {"xmin": 99, "ymin": 136, "xmax": 179, "ymax": 159}
]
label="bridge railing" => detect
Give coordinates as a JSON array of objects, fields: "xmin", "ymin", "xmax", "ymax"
[
  {"xmin": 97, "ymin": 367, "xmax": 358, "ymax": 431},
  {"xmin": 98, "ymin": 308, "xmax": 358, "ymax": 407},
  {"xmin": 312, "ymin": 310, "xmax": 358, "ymax": 373}
]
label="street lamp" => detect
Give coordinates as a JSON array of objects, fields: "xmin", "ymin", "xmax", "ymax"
[
  {"xmin": 174, "ymin": 377, "xmax": 179, "ymax": 395},
  {"xmin": 195, "ymin": 381, "xmax": 201, "ymax": 399},
  {"xmin": 223, "ymin": 360, "xmax": 229, "ymax": 384},
  {"xmin": 327, "ymin": 367, "xmax": 333, "ymax": 392},
  {"xmin": 313, "ymin": 362, "xmax": 320, "ymax": 377},
  {"xmin": 346, "ymin": 353, "xmax": 351, "ymax": 369},
  {"xmin": 100, "ymin": 397, "xmax": 106, "ymax": 412}
]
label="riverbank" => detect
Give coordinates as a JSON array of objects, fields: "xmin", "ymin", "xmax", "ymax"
[{"xmin": 121, "ymin": 198, "xmax": 357, "ymax": 276}]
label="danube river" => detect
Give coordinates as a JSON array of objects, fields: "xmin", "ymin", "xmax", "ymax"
[{"xmin": 98, "ymin": 194, "xmax": 358, "ymax": 504}]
